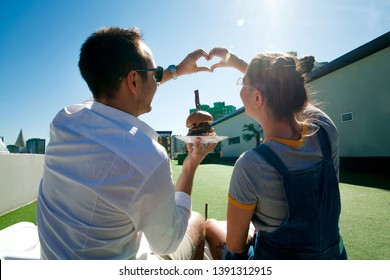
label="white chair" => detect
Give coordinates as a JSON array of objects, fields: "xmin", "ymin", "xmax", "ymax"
[
  {"xmin": 0, "ymin": 221, "xmax": 215, "ymax": 260},
  {"xmin": 0, "ymin": 222, "xmax": 40, "ymax": 260}
]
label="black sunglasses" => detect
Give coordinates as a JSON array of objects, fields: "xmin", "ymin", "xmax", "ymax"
[{"xmin": 119, "ymin": 66, "xmax": 164, "ymax": 83}]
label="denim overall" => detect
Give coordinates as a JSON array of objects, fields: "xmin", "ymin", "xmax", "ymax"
[{"xmin": 224, "ymin": 126, "xmax": 347, "ymax": 260}]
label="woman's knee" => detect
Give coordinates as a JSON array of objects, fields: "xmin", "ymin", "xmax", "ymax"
[
  {"xmin": 205, "ymin": 219, "xmax": 226, "ymax": 236},
  {"xmin": 205, "ymin": 219, "xmax": 219, "ymax": 232}
]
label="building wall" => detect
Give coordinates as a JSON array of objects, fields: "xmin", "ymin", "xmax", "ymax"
[
  {"xmin": 0, "ymin": 154, "xmax": 44, "ymax": 215},
  {"xmin": 308, "ymin": 47, "xmax": 390, "ymax": 157},
  {"xmin": 213, "ymin": 112, "xmax": 258, "ymax": 157}
]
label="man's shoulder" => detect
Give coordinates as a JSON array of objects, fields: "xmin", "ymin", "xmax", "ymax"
[{"xmin": 50, "ymin": 102, "xmax": 167, "ymax": 178}]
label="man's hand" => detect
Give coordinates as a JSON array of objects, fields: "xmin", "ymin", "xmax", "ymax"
[
  {"xmin": 177, "ymin": 49, "xmax": 212, "ymax": 76},
  {"xmin": 176, "ymin": 137, "xmax": 217, "ymax": 196},
  {"xmin": 185, "ymin": 137, "xmax": 217, "ymax": 169}
]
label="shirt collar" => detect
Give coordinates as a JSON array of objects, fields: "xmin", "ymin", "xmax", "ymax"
[{"xmin": 89, "ymin": 100, "xmax": 159, "ymax": 141}]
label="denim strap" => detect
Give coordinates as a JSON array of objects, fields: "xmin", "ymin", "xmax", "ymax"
[{"xmin": 253, "ymin": 126, "xmax": 330, "ymax": 179}]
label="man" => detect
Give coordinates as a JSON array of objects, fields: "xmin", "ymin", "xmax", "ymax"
[{"xmin": 36, "ymin": 27, "xmax": 215, "ymax": 259}]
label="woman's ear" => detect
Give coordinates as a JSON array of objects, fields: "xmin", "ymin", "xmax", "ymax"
[{"xmin": 254, "ymin": 90, "xmax": 264, "ymax": 108}]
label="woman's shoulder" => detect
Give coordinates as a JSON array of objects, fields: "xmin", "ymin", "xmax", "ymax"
[
  {"xmin": 303, "ymin": 104, "xmax": 338, "ymax": 137},
  {"xmin": 237, "ymin": 148, "xmax": 264, "ymax": 163},
  {"xmin": 235, "ymin": 147, "xmax": 276, "ymax": 172}
]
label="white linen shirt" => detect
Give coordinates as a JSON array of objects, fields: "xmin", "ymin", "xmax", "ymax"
[{"xmin": 36, "ymin": 100, "xmax": 191, "ymax": 259}]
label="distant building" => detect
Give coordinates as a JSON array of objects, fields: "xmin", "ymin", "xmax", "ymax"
[
  {"xmin": 156, "ymin": 131, "xmax": 172, "ymax": 158},
  {"xmin": 171, "ymin": 135, "xmax": 187, "ymax": 159},
  {"xmin": 26, "ymin": 138, "xmax": 46, "ymax": 154},
  {"xmin": 189, "ymin": 101, "xmax": 236, "ymax": 121},
  {"xmin": 4, "ymin": 129, "xmax": 46, "ymax": 154},
  {"xmin": 6, "ymin": 145, "xmax": 19, "ymax": 153},
  {"xmin": 14, "ymin": 129, "xmax": 25, "ymax": 148}
]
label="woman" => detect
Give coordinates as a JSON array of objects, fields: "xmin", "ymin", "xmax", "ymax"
[{"xmin": 205, "ymin": 48, "xmax": 347, "ymax": 260}]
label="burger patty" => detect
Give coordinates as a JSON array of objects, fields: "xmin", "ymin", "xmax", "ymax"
[{"xmin": 187, "ymin": 122, "xmax": 215, "ymax": 136}]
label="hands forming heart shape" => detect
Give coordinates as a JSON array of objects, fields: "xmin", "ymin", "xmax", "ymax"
[{"xmin": 177, "ymin": 47, "xmax": 237, "ymax": 76}]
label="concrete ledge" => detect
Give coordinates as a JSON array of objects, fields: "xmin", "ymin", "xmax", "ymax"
[{"xmin": 0, "ymin": 154, "xmax": 44, "ymax": 215}]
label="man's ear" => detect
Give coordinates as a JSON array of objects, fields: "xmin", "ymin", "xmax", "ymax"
[{"xmin": 126, "ymin": 71, "xmax": 138, "ymax": 93}]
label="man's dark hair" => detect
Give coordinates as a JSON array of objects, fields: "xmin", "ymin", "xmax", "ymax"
[{"xmin": 78, "ymin": 27, "xmax": 148, "ymax": 100}]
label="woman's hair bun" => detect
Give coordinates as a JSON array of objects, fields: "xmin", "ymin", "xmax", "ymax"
[
  {"xmin": 298, "ymin": 55, "xmax": 315, "ymax": 74},
  {"xmin": 274, "ymin": 56, "xmax": 296, "ymax": 71}
]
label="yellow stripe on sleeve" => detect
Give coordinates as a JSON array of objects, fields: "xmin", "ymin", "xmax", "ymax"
[{"xmin": 228, "ymin": 194, "xmax": 256, "ymax": 210}]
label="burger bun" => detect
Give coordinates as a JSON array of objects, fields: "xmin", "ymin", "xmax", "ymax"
[{"xmin": 186, "ymin": 111, "xmax": 213, "ymax": 128}]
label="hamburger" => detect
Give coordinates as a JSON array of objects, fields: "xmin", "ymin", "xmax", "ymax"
[{"xmin": 186, "ymin": 110, "xmax": 216, "ymax": 136}]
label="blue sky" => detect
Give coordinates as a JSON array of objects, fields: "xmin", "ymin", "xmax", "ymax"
[{"xmin": 0, "ymin": 0, "xmax": 389, "ymax": 145}]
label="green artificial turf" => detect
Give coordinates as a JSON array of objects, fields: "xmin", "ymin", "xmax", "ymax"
[
  {"xmin": 0, "ymin": 201, "xmax": 37, "ymax": 230},
  {"xmin": 190, "ymin": 163, "xmax": 232, "ymax": 221},
  {"xmin": 338, "ymin": 184, "xmax": 390, "ymax": 260},
  {"xmin": 174, "ymin": 161, "xmax": 390, "ymax": 260},
  {"xmin": 1, "ymin": 161, "xmax": 389, "ymax": 259}
]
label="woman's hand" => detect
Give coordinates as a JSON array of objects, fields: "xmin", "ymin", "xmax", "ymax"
[{"xmin": 209, "ymin": 47, "xmax": 248, "ymax": 73}]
